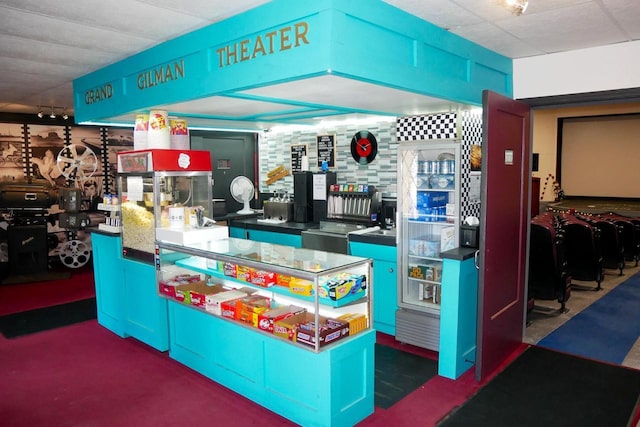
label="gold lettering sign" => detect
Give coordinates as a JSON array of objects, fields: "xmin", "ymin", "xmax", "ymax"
[
  {"xmin": 84, "ymin": 83, "xmax": 114, "ymax": 105},
  {"xmin": 137, "ymin": 60, "xmax": 185, "ymax": 91},
  {"xmin": 216, "ymin": 21, "xmax": 309, "ymax": 68}
]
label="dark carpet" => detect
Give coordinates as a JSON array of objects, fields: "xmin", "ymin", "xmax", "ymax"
[
  {"xmin": 374, "ymin": 343, "xmax": 438, "ymax": 409},
  {"xmin": 1, "ymin": 271, "xmax": 71, "ymax": 285},
  {"xmin": 0, "ymin": 298, "xmax": 97, "ymax": 338},
  {"xmin": 438, "ymin": 346, "xmax": 640, "ymax": 427}
]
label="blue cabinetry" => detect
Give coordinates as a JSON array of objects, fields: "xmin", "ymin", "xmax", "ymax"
[
  {"xmin": 92, "ymin": 232, "xmax": 127, "ymax": 337},
  {"xmin": 122, "ymin": 257, "xmax": 168, "ymax": 351},
  {"xmin": 350, "ymin": 241, "xmax": 398, "ymax": 336},
  {"xmin": 168, "ymin": 301, "xmax": 375, "ymax": 427},
  {"xmin": 246, "ymin": 228, "xmax": 302, "ymax": 247},
  {"xmin": 438, "ymin": 248, "xmax": 478, "ymax": 379},
  {"xmin": 91, "ymin": 232, "xmax": 168, "ymax": 351}
]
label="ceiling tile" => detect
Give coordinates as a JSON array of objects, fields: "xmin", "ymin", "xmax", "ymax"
[
  {"xmin": 601, "ymin": 0, "xmax": 640, "ymax": 39},
  {"xmin": 0, "ymin": 8, "xmax": 158, "ymax": 55},
  {"xmin": 0, "ymin": 35, "xmax": 117, "ymax": 70},
  {"xmin": 496, "ymin": 2, "xmax": 627, "ymax": 53},
  {"xmin": 145, "ymin": 0, "xmax": 271, "ymax": 21},
  {"xmin": 0, "ymin": 0, "xmax": 208, "ymax": 40},
  {"xmin": 383, "ymin": 0, "xmax": 485, "ymax": 29},
  {"xmin": 451, "ymin": 23, "xmax": 546, "ymax": 58}
]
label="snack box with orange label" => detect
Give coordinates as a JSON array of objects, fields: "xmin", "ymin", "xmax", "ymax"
[
  {"xmin": 249, "ymin": 269, "xmax": 276, "ymax": 287},
  {"xmin": 220, "ymin": 298, "xmax": 240, "ymax": 320},
  {"xmin": 235, "ymin": 294, "xmax": 271, "ymax": 326},
  {"xmin": 257, "ymin": 305, "xmax": 306, "ymax": 333},
  {"xmin": 276, "ymin": 274, "xmax": 293, "ymax": 288},
  {"xmin": 295, "ymin": 317, "xmax": 350, "ymax": 348},
  {"xmin": 205, "ymin": 289, "xmax": 248, "ymax": 315}
]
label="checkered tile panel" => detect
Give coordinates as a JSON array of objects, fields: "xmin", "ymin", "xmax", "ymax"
[{"xmin": 396, "ymin": 113, "xmax": 458, "ymax": 141}]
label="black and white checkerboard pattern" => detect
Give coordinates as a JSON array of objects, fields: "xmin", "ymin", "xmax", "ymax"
[
  {"xmin": 395, "ymin": 110, "xmax": 484, "ymax": 221},
  {"xmin": 461, "ymin": 110, "xmax": 483, "ymax": 219},
  {"xmin": 396, "ymin": 113, "xmax": 458, "ymax": 141}
]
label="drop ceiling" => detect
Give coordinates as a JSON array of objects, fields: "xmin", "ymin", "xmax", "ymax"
[{"xmin": 1, "ymin": 0, "xmax": 638, "ymax": 129}]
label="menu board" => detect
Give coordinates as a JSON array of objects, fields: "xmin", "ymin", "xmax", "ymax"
[
  {"xmin": 316, "ymin": 134, "xmax": 336, "ymax": 168},
  {"xmin": 290, "ymin": 143, "xmax": 308, "ymax": 172}
]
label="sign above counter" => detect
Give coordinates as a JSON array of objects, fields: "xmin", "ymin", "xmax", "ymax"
[{"xmin": 73, "ymin": 0, "xmax": 512, "ymax": 131}]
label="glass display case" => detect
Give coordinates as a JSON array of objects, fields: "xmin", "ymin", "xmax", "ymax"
[
  {"xmin": 155, "ymin": 237, "xmax": 372, "ymax": 352},
  {"xmin": 117, "ymin": 149, "xmax": 226, "ymax": 263},
  {"xmin": 396, "ymin": 141, "xmax": 460, "ymax": 350}
]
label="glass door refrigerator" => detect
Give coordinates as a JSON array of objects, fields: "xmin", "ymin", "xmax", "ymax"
[{"xmin": 395, "ymin": 141, "xmax": 461, "ymax": 351}]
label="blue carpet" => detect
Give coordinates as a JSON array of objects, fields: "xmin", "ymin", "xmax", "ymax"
[{"xmin": 538, "ymin": 272, "xmax": 640, "ymax": 364}]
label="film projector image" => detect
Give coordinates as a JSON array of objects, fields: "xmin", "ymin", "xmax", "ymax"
[
  {"xmin": 16, "ymin": 142, "xmax": 101, "ymax": 271},
  {"xmin": 53, "ymin": 144, "xmax": 100, "ymax": 269}
]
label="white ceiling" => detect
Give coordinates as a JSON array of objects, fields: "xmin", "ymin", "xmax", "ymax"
[{"xmin": 1, "ymin": 0, "xmax": 638, "ymax": 127}]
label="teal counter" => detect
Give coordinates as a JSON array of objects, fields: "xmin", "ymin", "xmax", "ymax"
[
  {"xmin": 91, "ymin": 231, "xmax": 169, "ymax": 351},
  {"xmin": 168, "ymin": 301, "xmax": 375, "ymax": 427},
  {"xmin": 438, "ymin": 247, "xmax": 479, "ymax": 379}
]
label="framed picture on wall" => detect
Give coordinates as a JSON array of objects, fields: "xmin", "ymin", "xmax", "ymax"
[
  {"xmin": 470, "ymin": 144, "xmax": 482, "ymax": 171},
  {"xmin": 290, "ymin": 143, "xmax": 308, "ymax": 172},
  {"xmin": 0, "ymin": 123, "xmax": 25, "ymax": 178},
  {"xmin": 316, "ymin": 134, "xmax": 336, "ymax": 168}
]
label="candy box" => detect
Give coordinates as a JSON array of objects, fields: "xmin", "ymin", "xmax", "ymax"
[
  {"xmin": 276, "ymin": 273, "xmax": 294, "ymax": 288},
  {"xmin": 257, "ymin": 305, "xmax": 306, "ymax": 333},
  {"xmin": 236, "ymin": 265, "xmax": 251, "ymax": 282},
  {"xmin": 159, "ymin": 274, "xmax": 203, "ymax": 299},
  {"xmin": 173, "ymin": 281, "xmax": 207, "ymax": 304},
  {"xmin": 188, "ymin": 282, "xmax": 225, "ymax": 308},
  {"xmin": 223, "ymin": 262, "xmax": 237, "ymax": 278},
  {"xmin": 205, "ymin": 289, "xmax": 248, "ymax": 315},
  {"xmin": 235, "ymin": 295, "xmax": 271, "ymax": 326},
  {"xmin": 159, "ymin": 280, "xmax": 181, "ymax": 299},
  {"xmin": 295, "ymin": 317, "xmax": 350, "ymax": 348},
  {"xmin": 220, "ymin": 299, "xmax": 239, "ymax": 320},
  {"xmin": 273, "ymin": 312, "xmax": 317, "ymax": 342},
  {"xmin": 249, "ymin": 269, "xmax": 276, "ymax": 287},
  {"xmin": 289, "ymin": 278, "xmax": 314, "ymax": 296},
  {"xmin": 337, "ymin": 313, "xmax": 368, "ymax": 336}
]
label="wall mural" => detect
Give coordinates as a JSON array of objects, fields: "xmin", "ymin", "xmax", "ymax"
[{"xmin": 0, "ymin": 122, "xmax": 133, "ymax": 269}]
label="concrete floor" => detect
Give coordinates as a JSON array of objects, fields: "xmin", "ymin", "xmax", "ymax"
[{"xmin": 524, "ymin": 262, "xmax": 640, "ymax": 370}]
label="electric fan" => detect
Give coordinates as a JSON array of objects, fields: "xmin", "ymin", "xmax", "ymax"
[{"xmin": 230, "ymin": 175, "xmax": 255, "ymax": 215}]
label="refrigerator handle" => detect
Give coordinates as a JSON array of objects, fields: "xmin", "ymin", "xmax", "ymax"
[{"xmin": 474, "ymin": 250, "xmax": 480, "ymax": 270}]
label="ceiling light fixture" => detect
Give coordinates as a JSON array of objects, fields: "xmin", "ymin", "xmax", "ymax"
[
  {"xmin": 504, "ymin": 0, "xmax": 528, "ymax": 16},
  {"xmin": 36, "ymin": 105, "xmax": 69, "ymax": 120}
]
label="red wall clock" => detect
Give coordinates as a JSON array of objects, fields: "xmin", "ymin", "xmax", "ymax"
[{"xmin": 350, "ymin": 130, "xmax": 378, "ymax": 165}]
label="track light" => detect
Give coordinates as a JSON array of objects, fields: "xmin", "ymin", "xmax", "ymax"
[
  {"xmin": 504, "ymin": 0, "xmax": 528, "ymax": 16},
  {"xmin": 36, "ymin": 105, "xmax": 69, "ymax": 120}
]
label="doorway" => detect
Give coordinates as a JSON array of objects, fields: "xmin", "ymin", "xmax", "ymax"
[{"xmin": 190, "ymin": 131, "xmax": 257, "ymax": 214}]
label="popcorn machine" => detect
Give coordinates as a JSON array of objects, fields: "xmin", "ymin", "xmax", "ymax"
[{"xmin": 117, "ymin": 149, "xmax": 228, "ymax": 264}]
